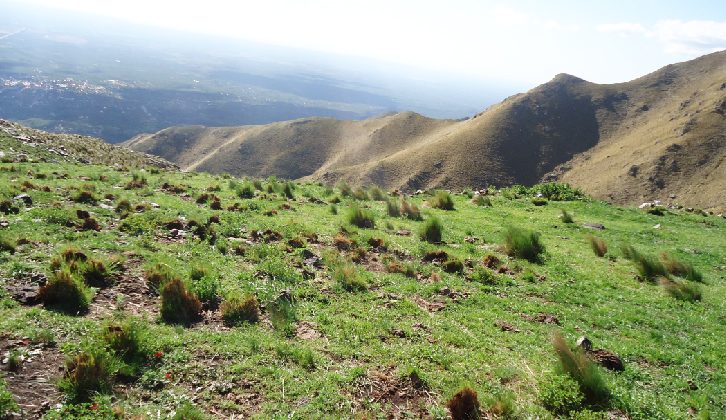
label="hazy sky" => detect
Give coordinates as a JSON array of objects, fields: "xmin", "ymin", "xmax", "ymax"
[{"xmin": 10, "ymin": 0, "xmax": 726, "ymax": 85}]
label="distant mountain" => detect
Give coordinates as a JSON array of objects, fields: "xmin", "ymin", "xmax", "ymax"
[{"xmin": 126, "ymin": 51, "xmax": 726, "ymax": 209}]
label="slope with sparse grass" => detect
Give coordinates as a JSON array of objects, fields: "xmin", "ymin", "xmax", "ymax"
[{"xmin": 0, "ymin": 125, "xmax": 724, "ymax": 418}]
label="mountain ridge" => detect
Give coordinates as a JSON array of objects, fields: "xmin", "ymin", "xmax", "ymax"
[{"xmin": 124, "ymin": 51, "xmax": 726, "ymax": 209}]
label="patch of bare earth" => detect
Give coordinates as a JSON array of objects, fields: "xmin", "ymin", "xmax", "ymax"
[
  {"xmin": 1, "ymin": 337, "xmax": 64, "ymax": 418},
  {"xmin": 88, "ymin": 254, "xmax": 158, "ymax": 319},
  {"xmin": 350, "ymin": 367, "xmax": 437, "ymax": 418}
]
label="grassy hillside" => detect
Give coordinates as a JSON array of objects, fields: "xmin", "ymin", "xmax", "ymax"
[
  {"xmin": 2, "ymin": 129, "xmax": 725, "ymax": 418},
  {"xmin": 125, "ymin": 51, "xmax": 726, "ymax": 210}
]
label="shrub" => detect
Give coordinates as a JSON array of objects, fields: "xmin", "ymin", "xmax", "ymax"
[
  {"xmin": 221, "ymin": 295, "xmax": 260, "ymax": 326},
  {"xmin": 552, "ymin": 333, "xmax": 610, "ymax": 406},
  {"xmin": 540, "ymin": 374, "xmax": 585, "ymax": 415},
  {"xmin": 533, "ymin": 183, "xmax": 585, "ymax": 201},
  {"xmin": 660, "ymin": 279, "xmax": 702, "ymax": 302},
  {"xmin": 38, "ymin": 270, "xmax": 90, "ymax": 314},
  {"xmin": 660, "ymin": 253, "xmax": 702, "ymax": 282},
  {"xmin": 0, "ymin": 236, "xmax": 15, "ymax": 254},
  {"xmin": 420, "ymin": 217, "xmax": 443, "ymax": 243},
  {"xmin": 253, "ymin": 179, "xmax": 264, "ymax": 190},
  {"xmin": 588, "ymin": 236, "xmax": 607, "ymax": 257},
  {"xmin": 60, "ymin": 350, "xmax": 113, "ymax": 402},
  {"xmin": 347, "ymin": 205, "xmax": 375, "ymax": 228},
  {"xmin": 160, "ymin": 279, "xmax": 202, "ymax": 326},
  {"xmin": 190, "ymin": 275, "xmax": 221, "ymax": 309},
  {"xmin": 447, "ymin": 387, "xmax": 481, "ymax": 420},
  {"xmin": 368, "ymin": 185, "xmax": 386, "ymax": 201},
  {"xmin": 560, "ymin": 209, "xmax": 574, "ymax": 223},
  {"xmin": 386, "ymin": 198, "xmax": 401, "ymax": 217},
  {"xmin": 332, "ymin": 263, "xmax": 367, "ymax": 292},
  {"xmin": 503, "ymin": 227, "xmax": 545, "ymax": 262},
  {"xmin": 400, "ymin": 199, "xmax": 422, "ymax": 220},
  {"xmin": 531, "ymin": 197, "xmax": 548, "ymax": 206},
  {"xmin": 429, "ymin": 190, "xmax": 455, "ymax": 210},
  {"xmin": 471, "ymin": 195, "xmax": 492, "ymax": 207}
]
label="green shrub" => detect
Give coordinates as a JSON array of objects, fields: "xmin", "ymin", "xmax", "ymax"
[
  {"xmin": 420, "ymin": 217, "xmax": 443, "ymax": 243},
  {"xmin": 471, "ymin": 195, "xmax": 492, "ymax": 207},
  {"xmin": 503, "ymin": 227, "xmax": 545, "ymax": 262},
  {"xmin": 560, "ymin": 209, "xmax": 574, "ymax": 223},
  {"xmin": 347, "ymin": 205, "xmax": 375, "ymax": 228},
  {"xmin": 190, "ymin": 275, "xmax": 221, "ymax": 309},
  {"xmin": 533, "ymin": 183, "xmax": 585, "ymax": 201},
  {"xmin": 540, "ymin": 374, "xmax": 585, "ymax": 415},
  {"xmin": 332, "ymin": 263, "xmax": 367, "ymax": 292},
  {"xmin": 38, "ymin": 270, "xmax": 91, "ymax": 315},
  {"xmin": 660, "ymin": 253, "xmax": 703, "ymax": 282},
  {"xmin": 447, "ymin": 387, "xmax": 480, "ymax": 420},
  {"xmin": 661, "ymin": 279, "xmax": 702, "ymax": 302},
  {"xmin": 552, "ymin": 333, "xmax": 610, "ymax": 406},
  {"xmin": 429, "ymin": 190, "xmax": 455, "ymax": 210},
  {"xmin": 532, "ymin": 197, "xmax": 548, "ymax": 206},
  {"xmin": 160, "ymin": 279, "xmax": 202, "ymax": 326},
  {"xmin": 221, "ymin": 295, "xmax": 261, "ymax": 326},
  {"xmin": 386, "ymin": 199, "xmax": 401, "ymax": 217},
  {"xmin": 60, "ymin": 350, "xmax": 113, "ymax": 402}
]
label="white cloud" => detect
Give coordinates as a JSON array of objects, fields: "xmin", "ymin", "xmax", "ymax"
[
  {"xmin": 597, "ymin": 22, "xmax": 649, "ymax": 37},
  {"xmin": 653, "ymin": 20, "xmax": 726, "ymax": 55},
  {"xmin": 598, "ymin": 20, "xmax": 726, "ymax": 55}
]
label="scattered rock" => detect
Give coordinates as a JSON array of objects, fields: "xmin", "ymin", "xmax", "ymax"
[
  {"xmin": 495, "ymin": 320, "xmax": 519, "ymax": 332},
  {"xmin": 582, "ymin": 223, "xmax": 605, "ymax": 230},
  {"xmin": 13, "ymin": 194, "xmax": 32, "ymax": 206}
]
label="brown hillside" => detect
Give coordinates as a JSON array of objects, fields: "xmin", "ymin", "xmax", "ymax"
[{"xmin": 124, "ymin": 51, "xmax": 726, "ymax": 209}]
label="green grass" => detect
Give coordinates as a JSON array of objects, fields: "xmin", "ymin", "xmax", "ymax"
[{"xmin": 0, "ymin": 138, "xmax": 724, "ymax": 418}]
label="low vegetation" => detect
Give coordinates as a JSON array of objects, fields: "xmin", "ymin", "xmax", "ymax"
[{"xmin": 0, "ymin": 135, "xmax": 723, "ymax": 418}]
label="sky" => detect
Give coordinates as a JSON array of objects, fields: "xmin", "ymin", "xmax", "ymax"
[{"xmin": 7, "ymin": 0, "xmax": 726, "ymax": 85}]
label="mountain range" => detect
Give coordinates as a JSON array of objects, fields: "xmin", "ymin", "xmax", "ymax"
[{"xmin": 125, "ymin": 51, "xmax": 726, "ymax": 210}]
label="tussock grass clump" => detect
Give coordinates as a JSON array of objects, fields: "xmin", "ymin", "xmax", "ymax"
[
  {"xmin": 160, "ymin": 278, "xmax": 202, "ymax": 326},
  {"xmin": 235, "ymin": 182, "xmax": 255, "ymax": 199},
  {"xmin": 60, "ymin": 350, "xmax": 113, "ymax": 402},
  {"xmin": 0, "ymin": 235, "xmax": 16, "ymax": 254},
  {"xmin": 352, "ymin": 188, "xmax": 369, "ymax": 201},
  {"xmin": 400, "ymin": 198, "xmax": 422, "ymax": 220},
  {"xmin": 125, "ymin": 172, "xmax": 147, "ymax": 189},
  {"xmin": 429, "ymin": 190, "xmax": 455, "ymax": 210},
  {"xmin": 144, "ymin": 263, "xmax": 174, "ymax": 293},
  {"xmin": 221, "ymin": 295, "xmax": 261, "ymax": 326},
  {"xmin": 79, "ymin": 216, "xmax": 102, "ymax": 231},
  {"xmin": 283, "ymin": 182, "xmax": 295, "ymax": 199},
  {"xmin": 172, "ymin": 402, "xmax": 207, "ymax": 420},
  {"xmin": 471, "ymin": 195, "xmax": 492, "ymax": 207},
  {"xmin": 386, "ymin": 198, "xmax": 401, "ymax": 217},
  {"xmin": 115, "ymin": 199, "xmax": 132, "ymax": 214},
  {"xmin": 82, "ymin": 258, "xmax": 116, "ymax": 287},
  {"xmin": 337, "ymin": 180, "xmax": 352, "ymax": 197},
  {"xmin": 447, "ymin": 387, "xmax": 481, "ymax": 420},
  {"xmin": 503, "ymin": 227, "xmax": 545, "ymax": 262},
  {"xmin": 368, "ymin": 185, "xmax": 386, "ymax": 201},
  {"xmin": 442, "ymin": 258, "xmax": 464, "ymax": 274},
  {"xmin": 102, "ymin": 319, "xmax": 147, "ymax": 374},
  {"xmin": 660, "ymin": 278, "xmax": 702, "ymax": 302},
  {"xmin": 419, "ymin": 217, "xmax": 443, "ymax": 243},
  {"xmin": 72, "ymin": 190, "xmax": 97, "ymax": 205},
  {"xmin": 588, "ymin": 236, "xmax": 607, "ymax": 257},
  {"xmin": 347, "ymin": 205, "xmax": 375, "ymax": 228},
  {"xmin": 38, "ymin": 270, "xmax": 90, "ymax": 315},
  {"xmin": 630, "ymin": 251, "xmax": 667, "ymax": 281},
  {"xmin": 332, "ymin": 263, "xmax": 367, "ymax": 292},
  {"xmin": 660, "ymin": 253, "xmax": 702, "ymax": 282},
  {"xmin": 552, "ymin": 333, "xmax": 610, "ymax": 406},
  {"xmin": 385, "ymin": 260, "xmax": 416, "ymax": 278},
  {"xmin": 560, "ymin": 209, "xmax": 574, "ymax": 223}
]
